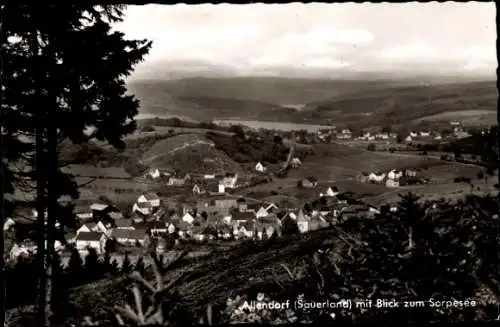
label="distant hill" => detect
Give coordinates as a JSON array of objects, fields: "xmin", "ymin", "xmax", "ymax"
[{"xmin": 127, "ymin": 77, "xmax": 497, "ymax": 128}]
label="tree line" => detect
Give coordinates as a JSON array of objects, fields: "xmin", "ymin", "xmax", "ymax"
[{"xmin": 1, "ymin": 5, "xmax": 152, "ymax": 326}]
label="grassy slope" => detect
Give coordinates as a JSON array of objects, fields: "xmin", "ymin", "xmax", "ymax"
[
  {"xmin": 140, "ymin": 133, "xmax": 243, "ymax": 174},
  {"xmin": 68, "ymin": 228, "xmax": 352, "ymax": 322}
]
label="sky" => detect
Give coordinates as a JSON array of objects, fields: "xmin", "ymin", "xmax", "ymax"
[{"xmin": 113, "ymin": 2, "xmax": 497, "ymax": 80}]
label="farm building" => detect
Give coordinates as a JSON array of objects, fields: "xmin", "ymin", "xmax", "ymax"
[
  {"xmin": 255, "ymin": 162, "xmax": 266, "ymax": 173},
  {"xmin": 137, "ymin": 192, "xmax": 161, "ymax": 208},
  {"xmin": 75, "ymin": 231, "xmax": 106, "ymax": 254},
  {"xmin": 110, "ymin": 229, "xmax": 148, "ymax": 246},
  {"xmin": 133, "ymin": 201, "xmax": 153, "ymax": 216},
  {"xmin": 192, "ymin": 184, "xmax": 204, "ymax": 195},
  {"xmin": 301, "ymin": 177, "xmax": 318, "ymax": 188},
  {"xmin": 114, "ymin": 219, "xmax": 134, "ymax": 229},
  {"xmin": 220, "ymin": 173, "xmax": 238, "ymax": 189}
]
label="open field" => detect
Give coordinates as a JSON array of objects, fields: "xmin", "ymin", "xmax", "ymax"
[
  {"xmin": 62, "ymin": 164, "xmax": 131, "ymax": 178},
  {"xmin": 129, "ymin": 77, "xmax": 496, "ymax": 128},
  {"xmin": 409, "ymin": 109, "xmax": 496, "ymax": 127},
  {"xmin": 126, "ymin": 126, "xmax": 233, "ymax": 140},
  {"xmin": 365, "ymin": 179, "xmax": 498, "ymax": 206}
]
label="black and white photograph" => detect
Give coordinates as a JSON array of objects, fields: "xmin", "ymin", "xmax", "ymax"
[{"xmin": 1, "ymin": 2, "xmax": 499, "ymax": 326}]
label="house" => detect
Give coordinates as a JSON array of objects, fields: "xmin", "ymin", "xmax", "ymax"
[
  {"xmin": 4, "ymin": 218, "xmax": 16, "ymax": 231},
  {"xmin": 232, "ymin": 211, "xmax": 255, "ymax": 225},
  {"xmin": 77, "ymin": 222, "xmax": 98, "ymax": 234},
  {"xmin": 220, "ymin": 173, "xmax": 238, "ymax": 189},
  {"xmin": 110, "ymin": 229, "xmax": 148, "ymax": 246},
  {"xmin": 255, "ymin": 222, "xmax": 280, "ymax": 240},
  {"xmin": 90, "ymin": 202, "xmax": 116, "ymax": 220},
  {"xmin": 75, "ymin": 232, "xmax": 106, "ymax": 254},
  {"xmin": 137, "ymin": 192, "xmax": 161, "ymax": 208},
  {"xmin": 255, "ymin": 206, "xmax": 269, "ymax": 218},
  {"xmin": 420, "ymin": 131, "xmax": 431, "ymax": 137},
  {"xmin": 208, "ymin": 182, "xmax": 225, "ymax": 195},
  {"xmin": 255, "ymin": 162, "xmax": 266, "ymax": 173},
  {"xmin": 405, "ymin": 169, "xmax": 417, "ymax": 177},
  {"xmin": 147, "ymin": 221, "xmax": 168, "ymax": 235},
  {"xmin": 217, "ymin": 224, "xmax": 233, "ymax": 239},
  {"xmin": 173, "ymin": 220, "xmax": 192, "ymax": 238},
  {"xmin": 322, "ymin": 186, "xmax": 339, "ymax": 197},
  {"xmin": 204, "ymin": 174, "xmax": 216, "ymax": 179},
  {"xmin": 74, "ymin": 205, "xmax": 93, "ymax": 220},
  {"xmin": 405, "ymin": 136, "xmax": 413, "ymax": 143},
  {"xmin": 236, "ymin": 221, "xmax": 255, "ymax": 238},
  {"xmin": 114, "ymin": 219, "xmax": 134, "ymax": 229},
  {"xmin": 168, "ymin": 177, "xmax": 186, "ymax": 186},
  {"xmin": 358, "ymin": 172, "xmax": 370, "ymax": 183},
  {"xmin": 192, "ymin": 184, "xmax": 204, "ymax": 195},
  {"xmin": 369, "ymin": 172, "xmax": 386, "ymax": 183},
  {"xmin": 246, "ymin": 203, "xmax": 262, "ymax": 213},
  {"xmin": 148, "ymin": 168, "xmax": 161, "ymax": 179},
  {"xmin": 290, "ymin": 158, "xmax": 302, "ymax": 168},
  {"xmin": 182, "ymin": 212, "xmax": 195, "ymax": 224},
  {"xmin": 167, "ymin": 223, "xmax": 176, "ymax": 234},
  {"xmin": 192, "ymin": 225, "xmax": 217, "ymax": 241},
  {"xmin": 214, "ymin": 198, "xmax": 238, "ymax": 210},
  {"xmin": 434, "ymin": 134, "xmax": 443, "ymax": 140},
  {"xmin": 387, "ymin": 169, "xmax": 403, "ymax": 180},
  {"xmin": 108, "ymin": 211, "xmax": 124, "ymax": 220},
  {"xmin": 237, "ymin": 199, "xmax": 248, "ymax": 212},
  {"xmin": 265, "ymin": 203, "xmax": 279, "ymax": 213},
  {"xmin": 296, "ymin": 209, "xmax": 310, "ymax": 233},
  {"xmin": 301, "ymin": 177, "xmax": 318, "ymax": 188},
  {"xmin": 386, "ymin": 178, "xmax": 400, "ymax": 188},
  {"xmin": 133, "ymin": 202, "xmax": 153, "ymax": 216},
  {"xmin": 410, "ymin": 131, "xmax": 418, "ymax": 138}
]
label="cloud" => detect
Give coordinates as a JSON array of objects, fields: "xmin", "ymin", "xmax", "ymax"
[{"xmin": 115, "ymin": 3, "xmax": 496, "ymax": 79}]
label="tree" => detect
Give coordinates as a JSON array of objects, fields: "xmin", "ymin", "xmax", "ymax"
[
  {"xmin": 282, "ymin": 217, "xmax": 300, "ymax": 235},
  {"xmin": 381, "ymin": 125, "xmax": 392, "ymax": 134},
  {"xmin": 2, "ymin": 5, "xmax": 151, "ymax": 324},
  {"xmin": 84, "ymin": 247, "xmax": 100, "ymax": 283},
  {"xmin": 134, "ymin": 257, "xmax": 145, "ymax": 274},
  {"xmin": 477, "ymin": 171, "xmax": 484, "ymax": 180},
  {"xmin": 66, "ymin": 247, "xmax": 83, "ymax": 285},
  {"xmin": 367, "ymin": 143, "xmax": 376, "ymax": 151},
  {"xmin": 121, "ymin": 253, "xmax": 132, "ymax": 274}
]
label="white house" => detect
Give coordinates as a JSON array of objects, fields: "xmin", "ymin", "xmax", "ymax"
[
  {"xmin": 90, "ymin": 203, "xmax": 109, "ymax": 212},
  {"xmin": 4, "ymin": 218, "xmax": 16, "ymax": 231},
  {"xmin": 220, "ymin": 174, "xmax": 238, "ymax": 189},
  {"xmin": 322, "ymin": 186, "xmax": 339, "ymax": 197},
  {"xmin": 133, "ymin": 202, "xmax": 153, "ymax": 216},
  {"xmin": 290, "ymin": 157, "xmax": 302, "ymax": 168},
  {"xmin": 434, "ymin": 135, "xmax": 443, "ymax": 140},
  {"xmin": 182, "ymin": 212, "xmax": 195, "ymax": 224},
  {"xmin": 204, "ymin": 174, "xmax": 216, "ymax": 179},
  {"xmin": 137, "ymin": 192, "xmax": 161, "ymax": 208},
  {"xmin": 265, "ymin": 203, "xmax": 278, "ymax": 213},
  {"xmin": 387, "ymin": 169, "xmax": 403, "ymax": 180},
  {"xmin": 255, "ymin": 206, "xmax": 269, "ymax": 218},
  {"xmin": 420, "ymin": 131, "xmax": 431, "ymax": 137},
  {"xmin": 386, "ymin": 179, "xmax": 400, "ymax": 188},
  {"xmin": 369, "ymin": 173, "xmax": 386, "ymax": 183},
  {"xmin": 148, "ymin": 168, "xmax": 161, "ymax": 179},
  {"xmin": 192, "ymin": 184, "xmax": 204, "ymax": 195},
  {"xmin": 410, "ymin": 131, "xmax": 418, "ymax": 138},
  {"xmin": 405, "ymin": 136, "xmax": 413, "ymax": 143},
  {"xmin": 75, "ymin": 231, "xmax": 106, "ymax": 254},
  {"xmin": 255, "ymin": 162, "xmax": 266, "ymax": 173}
]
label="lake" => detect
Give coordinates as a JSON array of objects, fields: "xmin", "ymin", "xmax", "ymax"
[{"xmin": 213, "ymin": 119, "xmax": 334, "ymax": 133}]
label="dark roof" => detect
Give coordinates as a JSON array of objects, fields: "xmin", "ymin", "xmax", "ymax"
[
  {"xmin": 144, "ymin": 192, "xmax": 160, "ymax": 201},
  {"xmin": 241, "ymin": 221, "xmax": 255, "ymax": 230},
  {"xmin": 111, "ymin": 229, "xmax": 147, "ymax": 240},
  {"xmin": 137, "ymin": 202, "xmax": 153, "ymax": 209},
  {"xmin": 76, "ymin": 231, "xmax": 103, "ymax": 242},
  {"xmin": 306, "ymin": 176, "xmax": 318, "ymax": 183},
  {"xmin": 147, "ymin": 221, "xmax": 167, "ymax": 229},
  {"xmin": 114, "ymin": 219, "xmax": 133, "ymax": 228},
  {"xmin": 247, "ymin": 203, "xmax": 262, "ymax": 211},
  {"xmin": 232, "ymin": 211, "xmax": 255, "ymax": 221},
  {"xmin": 109, "ymin": 211, "xmax": 124, "ymax": 219}
]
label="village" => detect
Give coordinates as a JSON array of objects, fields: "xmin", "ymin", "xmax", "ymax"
[{"xmin": 3, "ymin": 119, "xmax": 490, "ymax": 263}]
